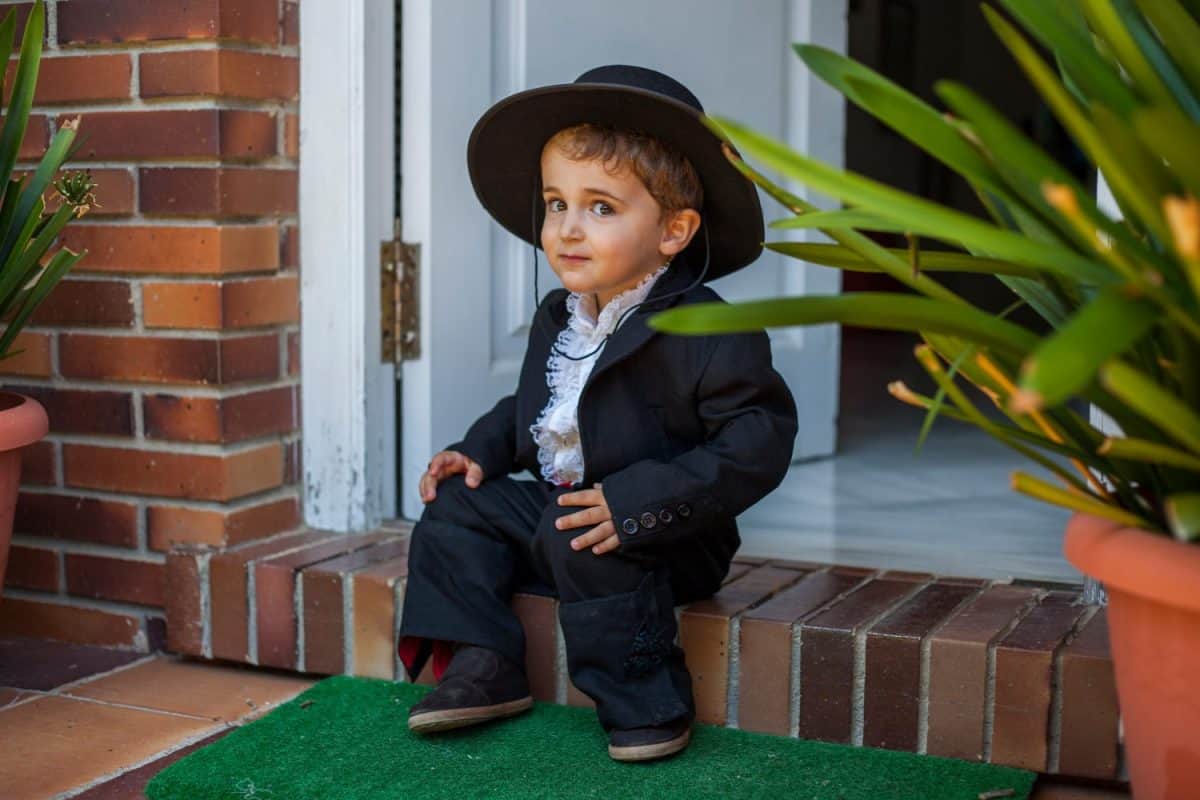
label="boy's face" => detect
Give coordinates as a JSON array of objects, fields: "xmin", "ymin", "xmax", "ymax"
[{"xmin": 539, "ymin": 143, "xmax": 699, "ymax": 311}]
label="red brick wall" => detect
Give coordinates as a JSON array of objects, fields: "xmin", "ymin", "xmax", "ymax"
[{"xmin": 0, "ymin": 0, "xmax": 302, "ymax": 650}]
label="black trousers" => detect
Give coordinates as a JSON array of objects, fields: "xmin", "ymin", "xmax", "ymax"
[{"xmin": 397, "ymin": 472, "xmax": 735, "ymax": 731}]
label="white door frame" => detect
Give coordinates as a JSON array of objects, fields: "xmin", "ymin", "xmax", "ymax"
[
  {"xmin": 298, "ymin": 0, "xmax": 397, "ymax": 532},
  {"xmin": 296, "ymin": 1, "xmax": 845, "ymax": 532}
]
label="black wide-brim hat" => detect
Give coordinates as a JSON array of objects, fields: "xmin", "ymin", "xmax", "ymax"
[{"xmin": 466, "ymin": 64, "xmax": 764, "ymax": 283}]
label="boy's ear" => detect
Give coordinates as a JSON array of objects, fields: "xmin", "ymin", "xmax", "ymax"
[{"xmin": 660, "ymin": 208, "xmax": 701, "ymax": 258}]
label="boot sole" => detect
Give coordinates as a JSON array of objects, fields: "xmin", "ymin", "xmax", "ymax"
[
  {"xmin": 608, "ymin": 726, "xmax": 691, "ymax": 762},
  {"xmin": 408, "ymin": 695, "xmax": 533, "ymax": 734}
]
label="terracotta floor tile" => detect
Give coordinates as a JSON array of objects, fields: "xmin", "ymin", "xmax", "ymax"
[
  {"xmin": 0, "ymin": 686, "xmax": 41, "ymax": 709},
  {"xmin": 71, "ymin": 729, "xmax": 234, "ymax": 799},
  {"xmin": 0, "ymin": 694, "xmax": 219, "ymax": 799},
  {"xmin": 63, "ymin": 656, "xmax": 315, "ymax": 722}
]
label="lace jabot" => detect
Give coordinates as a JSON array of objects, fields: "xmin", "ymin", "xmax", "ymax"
[{"xmin": 530, "ymin": 264, "xmax": 670, "ymax": 486}]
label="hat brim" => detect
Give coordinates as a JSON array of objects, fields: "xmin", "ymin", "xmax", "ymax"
[{"xmin": 466, "ymin": 83, "xmax": 764, "ymax": 282}]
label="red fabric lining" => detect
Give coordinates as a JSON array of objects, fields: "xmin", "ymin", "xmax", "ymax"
[{"xmin": 397, "ymin": 635, "xmax": 456, "ymax": 683}]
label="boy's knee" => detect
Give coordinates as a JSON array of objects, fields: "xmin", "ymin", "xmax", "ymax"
[{"xmin": 420, "ymin": 473, "xmax": 474, "ymax": 521}]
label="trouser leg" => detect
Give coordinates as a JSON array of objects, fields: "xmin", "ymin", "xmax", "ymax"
[
  {"xmin": 397, "ymin": 474, "xmax": 551, "ymax": 682},
  {"xmin": 531, "ymin": 498, "xmax": 728, "ymax": 732}
]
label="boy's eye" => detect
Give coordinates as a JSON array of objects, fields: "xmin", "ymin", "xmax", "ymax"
[
  {"xmin": 591, "ymin": 201, "xmax": 614, "ymax": 215},
  {"xmin": 546, "ymin": 198, "xmax": 565, "ymax": 212}
]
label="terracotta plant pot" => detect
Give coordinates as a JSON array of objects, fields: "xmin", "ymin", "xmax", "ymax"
[
  {"xmin": 1064, "ymin": 511, "xmax": 1200, "ymax": 800},
  {"xmin": 0, "ymin": 391, "xmax": 49, "ymax": 592}
]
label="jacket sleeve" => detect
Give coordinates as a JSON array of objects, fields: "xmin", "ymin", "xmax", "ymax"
[
  {"xmin": 443, "ymin": 392, "xmax": 519, "ymax": 480},
  {"xmin": 601, "ymin": 329, "xmax": 798, "ymax": 551}
]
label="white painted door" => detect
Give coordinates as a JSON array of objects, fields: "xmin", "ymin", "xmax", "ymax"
[{"xmin": 399, "ymin": 0, "xmax": 847, "ymax": 521}]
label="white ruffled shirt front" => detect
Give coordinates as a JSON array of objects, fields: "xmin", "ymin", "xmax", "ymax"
[{"xmin": 530, "ymin": 264, "xmax": 671, "ymax": 486}]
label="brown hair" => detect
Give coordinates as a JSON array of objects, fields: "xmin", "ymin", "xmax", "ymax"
[{"xmin": 543, "ymin": 123, "xmax": 703, "ymax": 224}]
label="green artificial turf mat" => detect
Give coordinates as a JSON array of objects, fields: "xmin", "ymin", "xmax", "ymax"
[{"xmin": 145, "ymin": 675, "xmax": 1035, "ymax": 800}]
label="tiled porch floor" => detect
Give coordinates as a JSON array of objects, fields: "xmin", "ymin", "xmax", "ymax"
[{"xmin": 1, "ymin": 636, "xmax": 1130, "ymax": 799}]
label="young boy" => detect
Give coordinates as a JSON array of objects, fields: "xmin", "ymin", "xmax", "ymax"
[{"xmin": 397, "ymin": 64, "xmax": 798, "ymax": 762}]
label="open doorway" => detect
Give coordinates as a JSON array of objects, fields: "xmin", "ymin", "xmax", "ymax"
[{"xmin": 736, "ymin": 0, "xmax": 1090, "ymax": 583}]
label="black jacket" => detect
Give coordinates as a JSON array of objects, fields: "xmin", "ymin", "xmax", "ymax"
[{"xmin": 445, "ymin": 262, "xmax": 799, "ymax": 554}]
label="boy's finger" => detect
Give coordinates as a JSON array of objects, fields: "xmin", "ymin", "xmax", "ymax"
[
  {"xmin": 555, "ymin": 507, "xmax": 603, "ymax": 531},
  {"xmin": 591, "ymin": 535, "xmax": 620, "ymax": 555},
  {"xmin": 557, "ymin": 488, "xmax": 602, "ymax": 507},
  {"xmin": 570, "ymin": 521, "xmax": 615, "ymax": 550},
  {"xmin": 465, "ymin": 462, "xmax": 483, "ymax": 488}
]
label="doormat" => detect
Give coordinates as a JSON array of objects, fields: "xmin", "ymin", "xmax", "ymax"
[{"xmin": 145, "ymin": 675, "xmax": 1035, "ymax": 800}]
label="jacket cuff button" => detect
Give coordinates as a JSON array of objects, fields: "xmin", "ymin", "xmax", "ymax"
[
  {"xmin": 622, "ymin": 518, "xmax": 640, "ymax": 535},
  {"xmin": 677, "ymin": 503, "xmax": 691, "ymax": 518},
  {"xmin": 658, "ymin": 508, "xmax": 673, "ymax": 524},
  {"xmin": 639, "ymin": 511, "xmax": 658, "ymax": 529}
]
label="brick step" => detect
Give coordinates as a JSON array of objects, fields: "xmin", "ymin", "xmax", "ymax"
[{"xmin": 165, "ymin": 525, "xmax": 1124, "ymax": 784}]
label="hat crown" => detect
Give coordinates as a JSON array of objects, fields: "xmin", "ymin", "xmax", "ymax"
[{"xmin": 572, "ymin": 65, "xmax": 703, "ymax": 114}]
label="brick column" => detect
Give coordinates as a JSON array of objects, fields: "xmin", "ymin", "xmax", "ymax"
[{"xmin": 0, "ymin": 0, "xmax": 302, "ymax": 651}]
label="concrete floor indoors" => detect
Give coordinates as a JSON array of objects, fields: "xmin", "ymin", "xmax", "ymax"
[{"xmin": 0, "ymin": 635, "xmax": 1127, "ymax": 799}]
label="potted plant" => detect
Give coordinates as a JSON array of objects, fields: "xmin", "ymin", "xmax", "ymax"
[
  {"xmin": 651, "ymin": 1, "xmax": 1199, "ymax": 797},
  {"xmin": 0, "ymin": 0, "xmax": 95, "ymax": 593}
]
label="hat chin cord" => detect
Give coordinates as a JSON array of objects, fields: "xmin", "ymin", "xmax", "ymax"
[{"xmin": 529, "ymin": 185, "xmax": 711, "ymax": 361}]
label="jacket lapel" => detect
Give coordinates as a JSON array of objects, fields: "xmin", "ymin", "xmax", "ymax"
[{"xmin": 579, "ymin": 263, "xmax": 694, "ymax": 397}]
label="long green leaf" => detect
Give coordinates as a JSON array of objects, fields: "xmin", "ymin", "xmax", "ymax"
[
  {"xmin": 0, "ymin": 121, "xmax": 77, "ymax": 266},
  {"xmin": 998, "ymin": 0, "xmax": 1139, "ymax": 114},
  {"xmin": 1101, "ymin": 436, "xmax": 1200, "ymax": 470},
  {"xmin": 704, "ymin": 113, "xmax": 1115, "ymax": 286},
  {"xmin": 0, "ymin": 201, "xmax": 73, "ymax": 322},
  {"xmin": 795, "ymin": 45, "xmax": 1002, "ymax": 187},
  {"xmin": 1131, "ymin": 106, "xmax": 1200, "ymax": 198},
  {"xmin": 715, "ymin": 134, "xmax": 965, "ymax": 305},
  {"xmin": 648, "ymin": 293, "xmax": 1040, "ymax": 357},
  {"xmin": 768, "ymin": 209, "xmax": 905, "ymax": 233},
  {"xmin": 0, "ymin": 0, "xmax": 42, "ymax": 195},
  {"xmin": 1081, "ymin": 0, "xmax": 1200, "ymax": 118},
  {"xmin": 0, "ymin": 246, "xmax": 82, "ymax": 355},
  {"xmin": 1011, "ymin": 469, "xmax": 1155, "ymax": 528},
  {"xmin": 938, "ymin": 80, "xmax": 1173, "ymax": 276},
  {"xmin": 984, "ymin": 4, "xmax": 1172, "ymax": 244},
  {"xmin": 913, "ymin": 343, "xmax": 1098, "ymax": 495},
  {"xmin": 1135, "ymin": 0, "xmax": 1200, "ymax": 101},
  {"xmin": 766, "ymin": 242, "xmax": 1043, "ymax": 278},
  {"xmin": 1100, "ymin": 358, "xmax": 1200, "ymax": 453},
  {"xmin": 1017, "ymin": 286, "xmax": 1160, "ymax": 409}
]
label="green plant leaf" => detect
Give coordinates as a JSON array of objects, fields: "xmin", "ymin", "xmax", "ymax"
[
  {"xmin": 936, "ymin": 80, "xmax": 1172, "ymax": 275},
  {"xmin": 1011, "ymin": 469, "xmax": 1154, "ymax": 528},
  {"xmin": 704, "ymin": 114, "xmax": 1115, "ymax": 286},
  {"xmin": 713, "ymin": 130, "xmax": 966, "ymax": 305},
  {"xmin": 0, "ymin": 0, "xmax": 42, "ymax": 197},
  {"xmin": 1134, "ymin": 0, "xmax": 1200, "ymax": 102},
  {"xmin": 984, "ymin": 3, "xmax": 1173, "ymax": 245},
  {"xmin": 1165, "ymin": 492, "xmax": 1200, "ymax": 540},
  {"xmin": 765, "ymin": 242, "xmax": 1043, "ymax": 278},
  {"xmin": 998, "ymin": 0, "xmax": 1139, "ymax": 114},
  {"xmin": 0, "ymin": 246, "xmax": 82, "ymax": 356},
  {"xmin": 0, "ymin": 119, "xmax": 77, "ymax": 267},
  {"xmin": 1101, "ymin": 436, "xmax": 1200, "ymax": 470},
  {"xmin": 1081, "ymin": 0, "xmax": 1200, "ymax": 118},
  {"xmin": 648, "ymin": 292, "xmax": 1040, "ymax": 357},
  {"xmin": 1100, "ymin": 358, "xmax": 1200, "ymax": 454},
  {"xmin": 1131, "ymin": 106, "xmax": 1200, "ymax": 198},
  {"xmin": 768, "ymin": 209, "xmax": 908, "ymax": 233},
  {"xmin": 1016, "ymin": 285, "xmax": 1160, "ymax": 409}
]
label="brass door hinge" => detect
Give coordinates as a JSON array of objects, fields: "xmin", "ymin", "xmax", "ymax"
[{"xmin": 381, "ymin": 218, "xmax": 420, "ymax": 362}]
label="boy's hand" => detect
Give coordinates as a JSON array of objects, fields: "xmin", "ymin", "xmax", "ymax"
[
  {"xmin": 555, "ymin": 482, "xmax": 620, "ymax": 555},
  {"xmin": 420, "ymin": 450, "xmax": 485, "ymax": 503}
]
